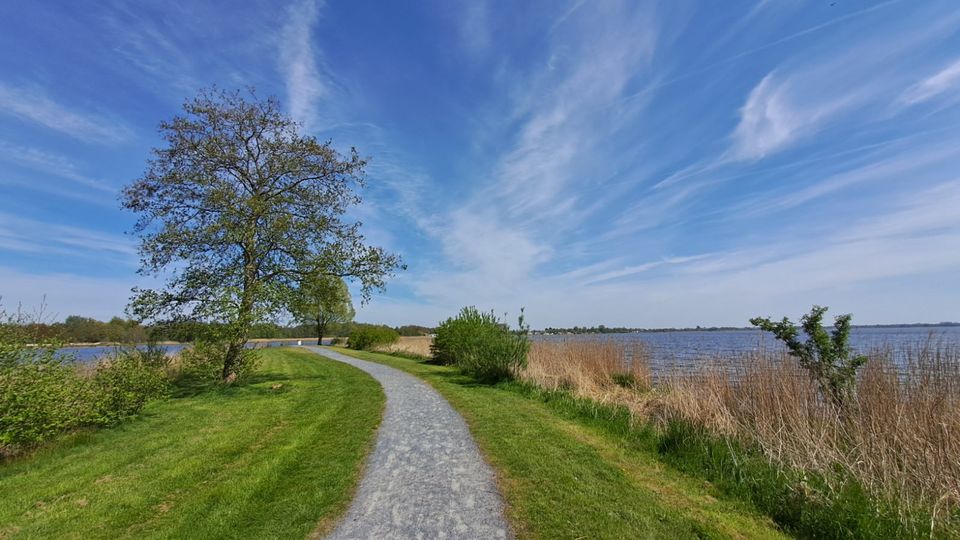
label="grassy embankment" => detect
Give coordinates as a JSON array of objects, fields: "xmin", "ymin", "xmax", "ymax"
[
  {"xmin": 332, "ymin": 346, "xmax": 787, "ymax": 539},
  {"xmin": 0, "ymin": 348, "xmax": 383, "ymax": 539},
  {"xmin": 357, "ymin": 336, "xmax": 960, "ymax": 538},
  {"xmin": 523, "ymin": 340, "xmax": 960, "ymax": 538}
]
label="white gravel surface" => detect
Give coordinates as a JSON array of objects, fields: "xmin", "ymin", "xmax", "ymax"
[{"xmin": 305, "ymin": 346, "xmax": 511, "ymax": 540}]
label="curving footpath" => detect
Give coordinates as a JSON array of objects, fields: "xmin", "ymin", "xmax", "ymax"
[{"xmin": 304, "ymin": 347, "xmax": 511, "ymax": 540}]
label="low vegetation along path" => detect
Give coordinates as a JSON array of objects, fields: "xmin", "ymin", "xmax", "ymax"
[{"xmin": 305, "ymin": 346, "xmax": 510, "ymax": 540}]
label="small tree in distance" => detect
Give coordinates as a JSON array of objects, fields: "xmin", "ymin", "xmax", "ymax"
[
  {"xmin": 750, "ymin": 305, "xmax": 867, "ymax": 407},
  {"xmin": 121, "ymin": 88, "xmax": 403, "ymax": 382},
  {"xmin": 290, "ymin": 274, "xmax": 355, "ymax": 345}
]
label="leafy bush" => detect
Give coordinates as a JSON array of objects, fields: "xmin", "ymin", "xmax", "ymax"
[
  {"xmin": 750, "ymin": 305, "xmax": 867, "ymax": 407},
  {"xmin": 2, "ymin": 310, "xmax": 87, "ymax": 452},
  {"xmin": 431, "ymin": 307, "xmax": 530, "ymax": 382},
  {"xmin": 1, "ymin": 353, "xmax": 95, "ymax": 452},
  {"xmin": 177, "ymin": 340, "xmax": 259, "ymax": 384},
  {"xmin": 348, "ymin": 326, "xmax": 399, "ymax": 351},
  {"xmin": 0, "ymin": 350, "xmax": 173, "ymax": 455},
  {"xmin": 91, "ymin": 348, "xmax": 170, "ymax": 424},
  {"xmin": 1, "ymin": 307, "xmax": 178, "ymax": 455}
]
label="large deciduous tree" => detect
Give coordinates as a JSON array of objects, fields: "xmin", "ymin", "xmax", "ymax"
[
  {"xmin": 121, "ymin": 88, "xmax": 402, "ymax": 381},
  {"xmin": 290, "ymin": 274, "xmax": 355, "ymax": 345}
]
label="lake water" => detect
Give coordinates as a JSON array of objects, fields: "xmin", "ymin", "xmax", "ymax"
[
  {"xmin": 537, "ymin": 326, "xmax": 960, "ymax": 370},
  {"xmin": 59, "ymin": 339, "xmax": 317, "ymax": 363},
  {"xmin": 58, "ymin": 327, "xmax": 960, "ymax": 368}
]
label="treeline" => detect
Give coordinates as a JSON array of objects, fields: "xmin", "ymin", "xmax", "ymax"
[
  {"xmin": 10, "ymin": 316, "xmax": 433, "ymax": 344},
  {"xmin": 542, "ymin": 325, "xmax": 642, "ymax": 335},
  {"xmin": 541, "ymin": 325, "xmax": 751, "ymax": 334},
  {"xmin": 16, "ymin": 316, "xmax": 151, "ymax": 344},
  {"xmin": 542, "ymin": 322, "xmax": 960, "ymax": 335}
]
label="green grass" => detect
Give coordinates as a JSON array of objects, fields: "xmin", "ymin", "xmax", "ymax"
[
  {"xmin": 0, "ymin": 348, "xmax": 384, "ymax": 540},
  {"xmin": 332, "ymin": 347, "xmax": 787, "ymax": 539}
]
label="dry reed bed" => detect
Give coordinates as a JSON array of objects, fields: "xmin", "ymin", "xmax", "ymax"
[
  {"xmin": 524, "ymin": 339, "xmax": 655, "ymax": 416},
  {"xmin": 374, "ymin": 336, "xmax": 434, "ymax": 358},
  {"xmin": 523, "ymin": 338, "xmax": 960, "ymax": 534}
]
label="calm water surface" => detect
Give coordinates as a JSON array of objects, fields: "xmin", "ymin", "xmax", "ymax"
[
  {"xmin": 60, "ymin": 339, "xmax": 312, "ymax": 363},
  {"xmin": 60, "ymin": 327, "xmax": 960, "ymax": 368},
  {"xmin": 538, "ymin": 326, "xmax": 960, "ymax": 370}
]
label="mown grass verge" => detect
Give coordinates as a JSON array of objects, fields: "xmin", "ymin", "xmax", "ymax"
[
  {"xmin": 332, "ymin": 347, "xmax": 787, "ymax": 539},
  {"xmin": 0, "ymin": 348, "xmax": 384, "ymax": 539}
]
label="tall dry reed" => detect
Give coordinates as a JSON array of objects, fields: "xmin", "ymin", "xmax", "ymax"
[
  {"xmin": 373, "ymin": 336, "xmax": 434, "ymax": 358},
  {"xmin": 523, "ymin": 338, "xmax": 960, "ymax": 535},
  {"xmin": 524, "ymin": 339, "xmax": 654, "ymax": 420}
]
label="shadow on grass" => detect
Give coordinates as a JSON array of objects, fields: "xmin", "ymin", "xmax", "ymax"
[
  {"xmin": 391, "ymin": 356, "xmax": 500, "ymax": 389},
  {"xmin": 170, "ymin": 371, "xmax": 327, "ymax": 398},
  {"xmin": 435, "ymin": 371, "xmax": 494, "ymax": 388}
]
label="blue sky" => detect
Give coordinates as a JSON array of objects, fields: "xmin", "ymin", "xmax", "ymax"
[{"xmin": 2, "ymin": 0, "xmax": 960, "ymax": 328}]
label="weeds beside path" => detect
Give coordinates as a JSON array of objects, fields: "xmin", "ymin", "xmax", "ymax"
[
  {"xmin": 332, "ymin": 347, "xmax": 786, "ymax": 539},
  {"xmin": 0, "ymin": 348, "xmax": 383, "ymax": 540}
]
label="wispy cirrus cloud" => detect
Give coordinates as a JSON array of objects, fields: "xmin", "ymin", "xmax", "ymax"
[
  {"xmin": 0, "ymin": 141, "xmax": 116, "ymax": 193},
  {"xmin": 4, "ymin": 0, "xmax": 960, "ymax": 327},
  {"xmin": 492, "ymin": 1, "xmax": 657, "ymax": 220},
  {"xmin": 728, "ymin": 6, "xmax": 960, "ymax": 161},
  {"xmin": 404, "ymin": 1, "xmax": 662, "ymax": 311},
  {"xmin": 899, "ymin": 58, "xmax": 960, "ymax": 107},
  {"xmin": 730, "ymin": 72, "xmax": 849, "ymax": 161},
  {"xmin": 733, "ymin": 139, "xmax": 960, "ymax": 217},
  {"xmin": 581, "ymin": 255, "xmax": 708, "ymax": 286},
  {"xmin": 99, "ymin": 6, "xmax": 199, "ymax": 95},
  {"xmin": 0, "ymin": 83, "xmax": 131, "ymax": 145},
  {"xmin": 840, "ymin": 179, "xmax": 960, "ymax": 242},
  {"xmin": 459, "ymin": 1, "xmax": 491, "ymax": 60},
  {"xmin": 0, "ymin": 212, "xmax": 135, "ymax": 262},
  {"xmin": 279, "ymin": 0, "xmax": 328, "ymax": 131}
]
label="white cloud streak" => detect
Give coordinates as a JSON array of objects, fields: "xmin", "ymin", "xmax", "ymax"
[
  {"xmin": 459, "ymin": 1, "xmax": 491, "ymax": 60},
  {"xmin": 581, "ymin": 255, "xmax": 708, "ymax": 285},
  {"xmin": 742, "ymin": 141, "xmax": 960, "ymax": 215},
  {"xmin": 279, "ymin": 0, "xmax": 327, "ymax": 131},
  {"xmin": 899, "ymin": 58, "xmax": 960, "ymax": 107},
  {"xmin": 0, "ymin": 83, "xmax": 131, "ymax": 145},
  {"xmin": 0, "ymin": 213, "xmax": 135, "ymax": 262},
  {"xmin": 729, "ymin": 7, "xmax": 960, "ymax": 161},
  {"xmin": 0, "ymin": 141, "xmax": 116, "ymax": 193},
  {"xmin": 730, "ymin": 72, "xmax": 853, "ymax": 160},
  {"xmin": 408, "ymin": 1, "xmax": 662, "ymax": 314}
]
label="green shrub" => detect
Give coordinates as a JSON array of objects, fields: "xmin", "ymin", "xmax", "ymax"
[
  {"xmin": 348, "ymin": 326, "xmax": 399, "ymax": 351},
  {"xmin": 431, "ymin": 307, "xmax": 529, "ymax": 382},
  {"xmin": 750, "ymin": 305, "xmax": 868, "ymax": 407},
  {"xmin": 0, "ymin": 345, "xmax": 178, "ymax": 455},
  {"xmin": 177, "ymin": 340, "xmax": 259, "ymax": 384},
  {"xmin": 0, "ymin": 354, "xmax": 95, "ymax": 453},
  {"xmin": 91, "ymin": 348, "xmax": 170, "ymax": 424}
]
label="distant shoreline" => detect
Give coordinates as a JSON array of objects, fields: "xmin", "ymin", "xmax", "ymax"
[{"xmin": 537, "ymin": 322, "xmax": 960, "ymax": 335}]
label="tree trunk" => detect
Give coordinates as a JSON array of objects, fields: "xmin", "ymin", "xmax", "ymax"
[
  {"xmin": 224, "ymin": 256, "xmax": 256, "ymax": 382},
  {"xmin": 222, "ymin": 340, "xmax": 245, "ymax": 382},
  {"xmin": 316, "ymin": 316, "xmax": 328, "ymax": 346}
]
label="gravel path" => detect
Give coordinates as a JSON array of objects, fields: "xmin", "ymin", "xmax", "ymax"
[{"xmin": 304, "ymin": 347, "xmax": 511, "ymax": 540}]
